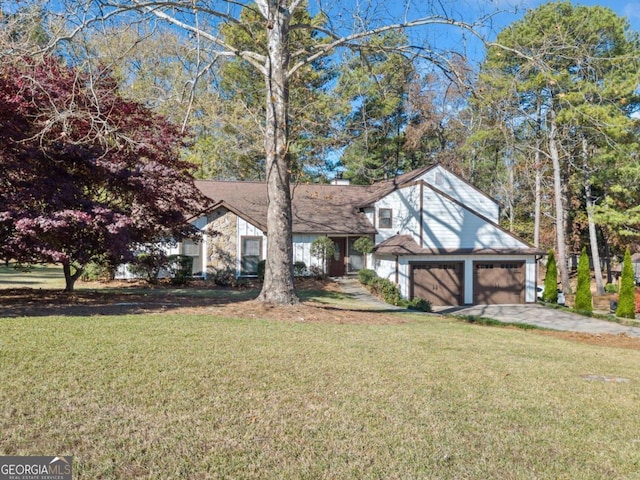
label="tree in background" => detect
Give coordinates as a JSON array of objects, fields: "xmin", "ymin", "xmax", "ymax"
[
  {"xmin": 476, "ymin": 3, "xmax": 640, "ymax": 294},
  {"xmin": 404, "ymin": 59, "xmax": 473, "ymax": 173},
  {"xmin": 0, "ymin": 56, "xmax": 207, "ymax": 291},
  {"xmin": 594, "ymin": 146, "xmax": 640, "ymax": 243},
  {"xmin": 336, "ymin": 32, "xmax": 415, "ymax": 184},
  {"xmin": 542, "ymin": 250, "xmax": 558, "ymax": 303},
  {"xmin": 0, "ymin": 3, "xmax": 50, "ymax": 51},
  {"xmin": 574, "ymin": 247, "xmax": 593, "ymax": 314},
  {"xmin": 213, "ymin": 3, "xmax": 345, "ymax": 181},
  {"xmin": 336, "ymin": 35, "xmax": 472, "ymax": 185},
  {"xmin": 616, "ymin": 248, "xmax": 636, "ymax": 319}
]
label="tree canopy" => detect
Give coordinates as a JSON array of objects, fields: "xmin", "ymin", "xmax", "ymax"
[
  {"xmin": 0, "ymin": 56, "xmax": 208, "ymax": 291},
  {"xmin": 472, "ymin": 1, "xmax": 640, "ymax": 292}
]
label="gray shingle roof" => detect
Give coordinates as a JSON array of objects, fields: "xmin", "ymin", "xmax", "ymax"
[{"xmin": 375, "ymin": 234, "xmax": 544, "ymax": 256}]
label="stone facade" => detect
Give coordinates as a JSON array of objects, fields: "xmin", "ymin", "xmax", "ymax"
[{"xmin": 207, "ymin": 208, "xmax": 238, "ymax": 274}]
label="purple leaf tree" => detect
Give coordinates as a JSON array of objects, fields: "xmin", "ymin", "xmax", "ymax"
[{"xmin": 0, "ymin": 56, "xmax": 209, "ymax": 291}]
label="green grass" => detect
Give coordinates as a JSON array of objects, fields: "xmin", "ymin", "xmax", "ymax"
[
  {"xmin": 1, "ymin": 312, "xmax": 639, "ymax": 479},
  {"xmin": 456, "ymin": 314, "xmax": 543, "ymax": 330},
  {"xmin": 297, "ymin": 288, "xmax": 356, "ymax": 307},
  {"xmin": 0, "ymin": 263, "xmax": 66, "ymax": 289},
  {"xmin": 0, "ymin": 263, "xmax": 262, "ymax": 302},
  {"xmin": 107, "ymin": 285, "xmax": 260, "ymax": 301}
]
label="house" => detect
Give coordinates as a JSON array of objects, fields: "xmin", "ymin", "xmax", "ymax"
[
  {"xmin": 176, "ymin": 164, "xmax": 543, "ymax": 306},
  {"xmin": 611, "ymin": 252, "xmax": 640, "ymax": 285}
]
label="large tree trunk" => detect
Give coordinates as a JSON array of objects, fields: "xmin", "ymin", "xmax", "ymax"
[
  {"xmin": 582, "ymin": 137, "xmax": 605, "ymax": 296},
  {"xmin": 256, "ymin": 0, "xmax": 298, "ymax": 304},
  {"xmin": 548, "ymin": 108, "xmax": 571, "ymax": 294},
  {"xmin": 585, "ymin": 183, "xmax": 605, "ymax": 295}
]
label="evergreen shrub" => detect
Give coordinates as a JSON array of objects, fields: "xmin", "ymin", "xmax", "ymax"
[
  {"xmin": 129, "ymin": 251, "xmax": 169, "ymax": 284},
  {"xmin": 616, "ymin": 248, "xmax": 636, "ymax": 319},
  {"xmin": 168, "ymin": 254, "xmax": 193, "ymax": 285},
  {"xmin": 257, "ymin": 260, "xmax": 266, "ymax": 281},
  {"xmin": 357, "ymin": 268, "xmax": 377, "ymax": 285},
  {"xmin": 574, "ymin": 247, "xmax": 592, "ymax": 314},
  {"xmin": 542, "ymin": 250, "xmax": 558, "ymax": 303},
  {"xmin": 293, "ymin": 261, "xmax": 307, "ymax": 276},
  {"xmin": 605, "ymin": 283, "xmax": 618, "ymax": 294},
  {"xmin": 407, "ymin": 297, "xmax": 433, "ymax": 312}
]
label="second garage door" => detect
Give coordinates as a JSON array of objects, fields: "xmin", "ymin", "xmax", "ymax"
[
  {"xmin": 473, "ymin": 262, "xmax": 525, "ymax": 304},
  {"xmin": 411, "ymin": 262, "xmax": 464, "ymax": 306}
]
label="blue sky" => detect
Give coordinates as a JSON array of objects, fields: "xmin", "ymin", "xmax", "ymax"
[
  {"xmin": 355, "ymin": 0, "xmax": 640, "ymax": 69},
  {"xmin": 446, "ymin": 0, "xmax": 640, "ymax": 67},
  {"xmin": 491, "ymin": 0, "xmax": 640, "ymax": 32}
]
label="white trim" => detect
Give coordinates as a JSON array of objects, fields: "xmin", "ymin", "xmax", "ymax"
[{"xmin": 394, "ymin": 254, "xmax": 537, "ymax": 304}]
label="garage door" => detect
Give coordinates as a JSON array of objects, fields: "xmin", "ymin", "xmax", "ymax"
[
  {"xmin": 412, "ymin": 262, "xmax": 464, "ymax": 306},
  {"xmin": 473, "ymin": 262, "xmax": 524, "ymax": 304}
]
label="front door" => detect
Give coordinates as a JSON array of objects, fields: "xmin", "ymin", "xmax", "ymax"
[{"xmin": 328, "ymin": 237, "xmax": 346, "ymax": 277}]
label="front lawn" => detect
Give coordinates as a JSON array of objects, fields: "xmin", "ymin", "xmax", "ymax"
[
  {"xmin": 0, "ymin": 263, "xmax": 66, "ymax": 290},
  {"xmin": 1, "ymin": 311, "xmax": 639, "ymax": 478}
]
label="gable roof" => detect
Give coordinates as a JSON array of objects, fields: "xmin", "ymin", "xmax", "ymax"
[
  {"xmin": 375, "ymin": 234, "xmax": 544, "ymax": 256},
  {"xmin": 356, "ymin": 163, "xmax": 500, "ymax": 211},
  {"xmin": 193, "ymin": 164, "xmax": 510, "ymax": 240},
  {"xmin": 356, "ymin": 165, "xmax": 434, "ymax": 207},
  {"xmin": 195, "ymin": 180, "xmax": 377, "ymax": 235},
  {"xmin": 384, "ymin": 180, "xmax": 541, "ymax": 254}
]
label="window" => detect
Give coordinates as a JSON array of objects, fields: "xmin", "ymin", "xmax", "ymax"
[
  {"xmin": 182, "ymin": 239, "xmax": 200, "ymax": 256},
  {"xmin": 347, "ymin": 238, "xmax": 364, "ymax": 272},
  {"xmin": 378, "ymin": 208, "xmax": 392, "ymax": 229},
  {"xmin": 241, "ymin": 236, "xmax": 262, "ymax": 275}
]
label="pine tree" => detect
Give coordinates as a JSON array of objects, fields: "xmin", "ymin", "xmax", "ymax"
[
  {"xmin": 542, "ymin": 250, "xmax": 558, "ymax": 303},
  {"xmin": 616, "ymin": 248, "xmax": 636, "ymax": 319},
  {"xmin": 574, "ymin": 247, "xmax": 593, "ymax": 313},
  {"xmin": 477, "ymin": 3, "xmax": 640, "ymax": 299}
]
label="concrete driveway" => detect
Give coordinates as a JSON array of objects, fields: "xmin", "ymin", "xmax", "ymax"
[
  {"xmin": 437, "ymin": 304, "xmax": 640, "ymax": 337},
  {"xmin": 334, "ymin": 278, "xmax": 640, "ymax": 337}
]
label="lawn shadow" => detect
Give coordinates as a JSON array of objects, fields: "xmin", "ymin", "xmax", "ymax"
[
  {"xmin": 0, "ymin": 276, "xmax": 421, "ymax": 319},
  {"xmin": 0, "ymin": 286, "xmax": 261, "ymax": 318}
]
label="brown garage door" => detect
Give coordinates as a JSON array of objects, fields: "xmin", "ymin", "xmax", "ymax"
[
  {"xmin": 473, "ymin": 262, "xmax": 524, "ymax": 304},
  {"xmin": 412, "ymin": 262, "xmax": 464, "ymax": 306}
]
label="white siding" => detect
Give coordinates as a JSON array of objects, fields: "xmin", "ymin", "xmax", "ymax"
[
  {"xmin": 237, "ymin": 218, "xmax": 267, "ymax": 276},
  {"xmin": 418, "ymin": 165, "xmax": 499, "ymax": 222},
  {"xmin": 373, "ymin": 182, "xmax": 525, "ymax": 252},
  {"xmin": 363, "ymin": 207, "xmax": 375, "ymax": 227},
  {"xmin": 238, "ymin": 217, "xmax": 265, "ymax": 238},
  {"xmin": 374, "ymin": 185, "xmax": 421, "ymax": 244},
  {"xmin": 373, "ymin": 255, "xmax": 397, "ymax": 282},
  {"xmin": 421, "ymin": 189, "xmax": 527, "ymax": 250},
  {"xmin": 292, "ymin": 234, "xmax": 324, "ymax": 270},
  {"xmin": 193, "ymin": 216, "xmax": 208, "ymax": 275}
]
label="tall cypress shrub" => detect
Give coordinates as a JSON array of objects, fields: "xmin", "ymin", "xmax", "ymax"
[
  {"xmin": 542, "ymin": 250, "xmax": 558, "ymax": 303},
  {"xmin": 574, "ymin": 246, "xmax": 592, "ymax": 313},
  {"xmin": 616, "ymin": 248, "xmax": 635, "ymax": 319}
]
